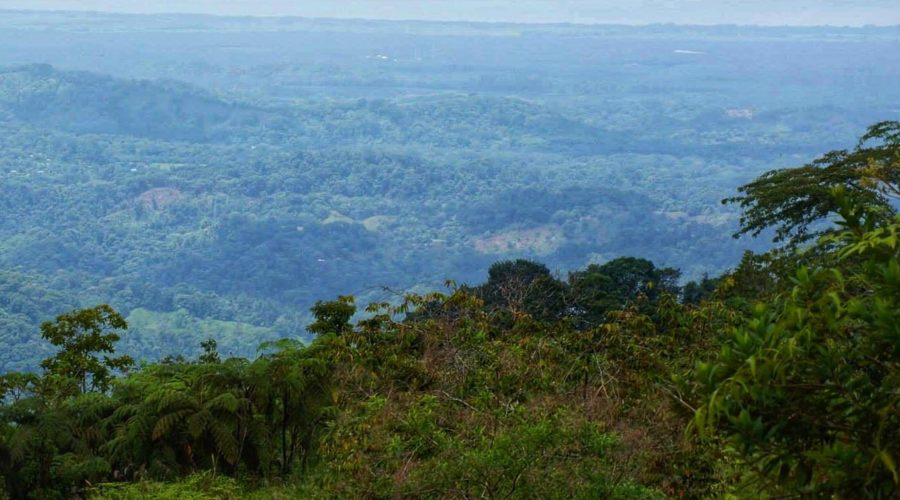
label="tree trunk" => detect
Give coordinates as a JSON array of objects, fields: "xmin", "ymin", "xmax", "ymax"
[{"xmin": 281, "ymin": 387, "xmax": 289, "ymax": 475}]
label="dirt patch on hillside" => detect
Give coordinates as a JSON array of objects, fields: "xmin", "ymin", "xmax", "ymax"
[
  {"xmin": 135, "ymin": 187, "xmax": 184, "ymax": 211},
  {"xmin": 473, "ymin": 225, "xmax": 564, "ymax": 255}
]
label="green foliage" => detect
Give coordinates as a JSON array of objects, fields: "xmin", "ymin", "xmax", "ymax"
[
  {"xmin": 478, "ymin": 259, "xmax": 567, "ymax": 322},
  {"xmin": 0, "ymin": 307, "xmax": 334, "ymax": 497},
  {"xmin": 4, "ymin": 122, "xmax": 900, "ymax": 497},
  {"xmin": 569, "ymin": 257, "xmax": 681, "ymax": 327},
  {"xmin": 726, "ymin": 120, "xmax": 900, "ymax": 246},
  {"xmin": 682, "ymin": 274, "xmax": 720, "ymax": 305},
  {"xmin": 123, "ymin": 308, "xmax": 278, "ymax": 363},
  {"xmin": 90, "ymin": 472, "xmax": 245, "ymax": 500},
  {"xmin": 9, "ymin": 39, "xmax": 884, "ymax": 369},
  {"xmin": 90, "ymin": 471, "xmax": 318, "ymax": 499},
  {"xmin": 306, "ymin": 296, "xmax": 355, "ymax": 336},
  {"xmin": 0, "ymin": 255, "xmax": 739, "ymax": 498},
  {"xmin": 40, "ymin": 305, "xmax": 133, "ymax": 394},
  {"xmin": 301, "ymin": 282, "xmax": 725, "ymax": 498},
  {"xmin": 696, "ymin": 195, "xmax": 900, "ymax": 497},
  {"xmin": 404, "ymin": 409, "xmax": 656, "ymax": 499},
  {"xmin": 473, "ymin": 258, "xmax": 681, "ymax": 328}
]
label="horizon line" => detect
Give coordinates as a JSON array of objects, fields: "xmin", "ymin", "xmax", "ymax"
[{"xmin": 2, "ymin": 8, "xmax": 899, "ymax": 30}]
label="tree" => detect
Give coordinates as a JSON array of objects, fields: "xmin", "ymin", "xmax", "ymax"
[
  {"xmin": 253, "ymin": 339, "xmax": 331, "ymax": 476},
  {"xmin": 681, "ymin": 274, "xmax": 718, "ymax": 305},
  {"xmin": 478, "ymin": 259, "xmax": 567, "ymax": 321},
  {"xmin": 569, "ymin": 257, "xmax": 680, "ymax": 326},
  {"xmin": 198, "ymin": 338, "xmax": 221, "ymax": 364},
  {"xmin": 725, "ymin": 120, "xmax": 900, "ymax": 247},
  {"xmin": 695, "ymin": 194, "xmax": 900, "ymax": 497},
  {"xmin": 307, "ymin": 296, "xmax": 356, "ymax": 336},
  {"xmin": 39, "ymin": 305, "xmax": 133, "ymax": 394}
]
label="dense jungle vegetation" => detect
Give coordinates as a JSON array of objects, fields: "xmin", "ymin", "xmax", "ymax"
[
  {"xmin": 1, "ymin": 121, "xmax": 898, "ymax": 498},
  {"xmin": 1, "ymin": 11, "xmax": 899, "ymax": 498},
  {"xmin": 0, "ymin": 14, "xmax": 898, "ymax": 371}
]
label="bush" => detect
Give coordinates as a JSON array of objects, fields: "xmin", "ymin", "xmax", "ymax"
[{"xmin": 695, "ymin": 201, "xmax": 900, "ymax": 497}]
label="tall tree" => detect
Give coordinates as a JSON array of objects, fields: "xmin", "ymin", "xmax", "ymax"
[
  {"xmin": 569, "ymin": 257, "xmax": 680, "ymax": 326},
  {"xmin": 307, "ymin": 296, "xmax": 356, "ymax": 336},
  {"xmin": 479, "ymin": 259, "xmax": 567, "ymax": 321},
  {"xmin": 39, "ymin": 305, "xmax": 133, "ymax": 394},
  {"xmin": 254, "ymin": 339, "xmax": 330, "ymax": 476}
]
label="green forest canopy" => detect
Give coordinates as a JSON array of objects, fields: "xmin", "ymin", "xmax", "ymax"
[
  {"xmin": 0, "ymin": 59, "xmax": 893, "ymax": 371},
  {"xmin": 1, "ymin": 17, "xmax": 897, "ymax": 371},
  {"xmin": 0, "ymin": 123, "xmax": 898, "ymax": 498}
]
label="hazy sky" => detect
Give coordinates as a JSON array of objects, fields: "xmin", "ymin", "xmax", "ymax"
[{"xmin": 0, "ymin": 0, "xmax": 898, "ymax": 26}]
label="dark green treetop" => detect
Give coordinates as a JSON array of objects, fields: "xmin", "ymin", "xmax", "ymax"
[
  {"xmin": 39, "ymin": 304, "xmax": 133, "ymax": 394},
  {"xmin": 307, "ymin": 295, "xmax": 356, "ymax": 336},
  {"xmin": 569, "ymin": 257, "xmax": 680, "ymax": 326},
  {"xmin": 479, "ymin": 259, "xmax": 567, "ymax": 322},
  {"xmin": 725, "ymin": 120, "xmax": 900, "ymax": 247}
]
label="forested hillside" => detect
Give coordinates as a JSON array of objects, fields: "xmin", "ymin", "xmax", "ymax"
[
  {"xmin": 0, "ymin": 64, "xmax": 758, "ymax": 369},
  {"xmin": 0, "ymin": 8, "xmax": 899, "ymax": 498},
  {"xmin": 1, "ymin": 122, "xmax": 898, "ymax": 498},
  {"xmin": 1, "ymin": 13, "xmax": 898, "ymax": 369}
]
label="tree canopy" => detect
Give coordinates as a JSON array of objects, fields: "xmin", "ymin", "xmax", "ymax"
[
  {"xmin": 726, "ymin": 120, "xmax": 900, "ymax": 247},
  {"xmin": 3, "ymin": 137, "xmax": 900, "ymax": 496},
  {"xmin": 39, "ymin": 305, "xmax": 133, "ymax": 394}
]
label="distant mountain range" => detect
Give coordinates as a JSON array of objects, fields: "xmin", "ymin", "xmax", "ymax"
[{"xmin": 1, "ymin": 1, "xmax": 899, "ymax": 26}]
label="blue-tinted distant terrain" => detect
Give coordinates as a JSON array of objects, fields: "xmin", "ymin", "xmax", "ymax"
[
  {"xmin": 0, "ymin": 10, "xmax": 898, "ymax": 369},
  {"xmin": 3, "ymin": 0, "xmax": 900, "ymax": 25}
]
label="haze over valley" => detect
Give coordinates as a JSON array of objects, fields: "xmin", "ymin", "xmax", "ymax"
[
  {"xmin": 0, "ymin": 10, "xmax": 898, "ymax": 369},
  {"xmin": 1, "ymin": 3, "xmax": 899, "ymax": 498}
]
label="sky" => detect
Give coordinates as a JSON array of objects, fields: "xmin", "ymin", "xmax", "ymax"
[{"xmin": 0, "ymin": 0, "xmax": 898, "ymax": 26}]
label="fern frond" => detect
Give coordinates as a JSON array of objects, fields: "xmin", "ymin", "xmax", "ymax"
[
  {"xmin": 152, "ymin": 409, "xmax": 191, "ymax": 440},
  {"xmin": 206, "ymin": 392, "xmax": 240, "ymax": 413},
  {"xmin": 210, "ymin": 421, "xmax": 239, "ymax": 464},
  {"xmin": 187, "ymin": 410, "xmax": 210, "ymax": 438}
]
